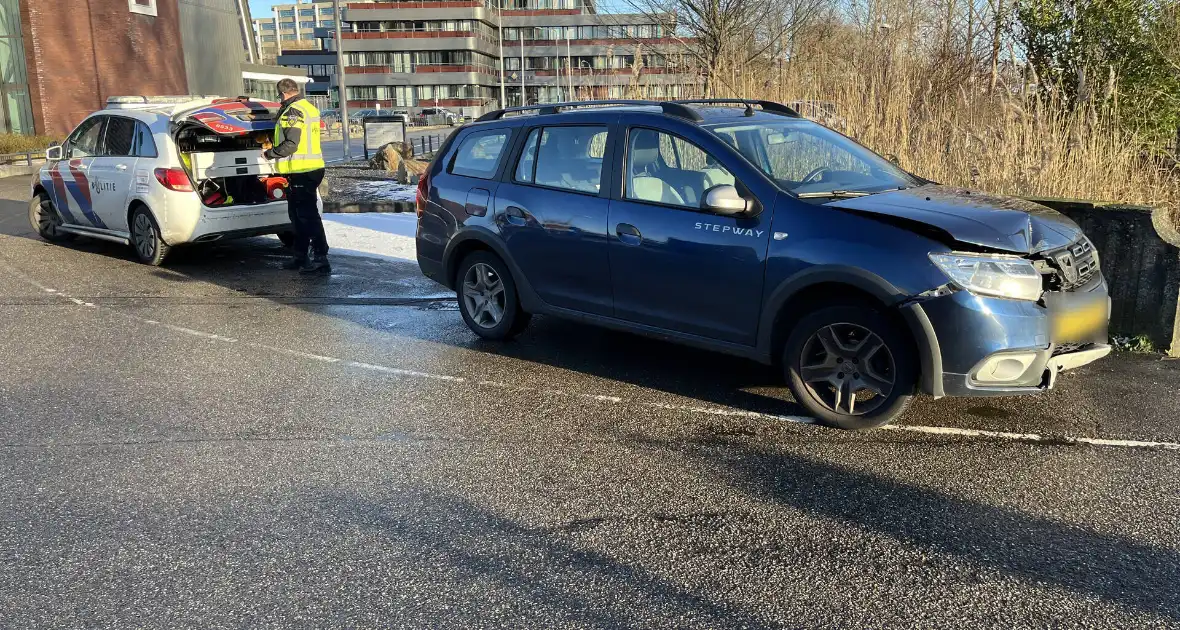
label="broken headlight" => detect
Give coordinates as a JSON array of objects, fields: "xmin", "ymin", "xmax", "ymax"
[{"xmin": 929, "ymin": 252, "xmax": 1043, "ymax": 301}]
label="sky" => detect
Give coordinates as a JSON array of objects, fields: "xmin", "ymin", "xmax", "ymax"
[{"xmin": 248, "ymin": 0, "xmax": 282, "ymax": 16}]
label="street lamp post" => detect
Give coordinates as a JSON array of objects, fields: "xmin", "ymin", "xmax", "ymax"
[
  {"xmin": 333, "ymin": 0, "xmax": 350, "ymax": 162},
  {"xmin": 497, "ymin": 0, "xmax": 505, "ymax": 108}
]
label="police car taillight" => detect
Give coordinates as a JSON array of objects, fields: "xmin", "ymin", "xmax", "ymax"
[
  {"xmin": 154, "ymin": 167, "xmax": 193, "ymax": 192},
  {"xmin": 415, "ymin": 169, "xmax": 429, "ymax": 218}
]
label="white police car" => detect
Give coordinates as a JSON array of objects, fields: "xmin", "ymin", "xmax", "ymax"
[{"xmin": 30, "ymin": 95, "xmax": 310, "ymax": 266}]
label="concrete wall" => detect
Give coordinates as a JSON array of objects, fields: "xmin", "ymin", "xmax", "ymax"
[
  {"xmin": 1032, "ymin": 198, "xmax": 1180, "ymax": 355},
  {"xmin": 177, "ymin": 0, "xmax": 246, "ymax": 96},
  {"xmin": 20, "ymin": 0, "xmax": 189, "ymax": 136}
]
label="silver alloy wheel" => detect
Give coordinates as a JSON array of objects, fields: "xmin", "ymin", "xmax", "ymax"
[
  {"xmin": 36, "ymin": 198, "xmax": 61, "ymax": 237},
  {"xmin": 799, "ymin": 322, "xmax": 896, "ymax": 416},
  {"xmin": 133, "ymin": 213, "xmax": 156, "ymax": 260},
  {"xmin": 462, "ymin": 262, "xmax": 506, "ymax": 329}
]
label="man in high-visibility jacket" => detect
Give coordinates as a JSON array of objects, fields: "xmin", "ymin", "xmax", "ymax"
[{"xmin": 265, "ymin": 78, "xmax": 329, "ymax": 274}]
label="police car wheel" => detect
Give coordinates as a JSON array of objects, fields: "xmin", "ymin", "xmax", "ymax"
[
  {"xmin": 29, "ymin": 193, "xmax": 74, "ymax": 242},
  {"xmin": 129, "ymin": 206, "xmax": 170, "ymax": 266}
]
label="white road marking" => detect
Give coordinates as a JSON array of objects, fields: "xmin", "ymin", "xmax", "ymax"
[
  {"xmin": 884, "ymin": 424, "xmax": 1180, "ymax": 450},
  {"xmin": 5, "ymin": 259, "xmax": 1180, "ymax": 452}
]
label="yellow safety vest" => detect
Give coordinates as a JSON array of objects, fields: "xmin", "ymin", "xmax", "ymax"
[{"xmin": 273, "ymin": 99, "xmax": 324, "ymax": 174}]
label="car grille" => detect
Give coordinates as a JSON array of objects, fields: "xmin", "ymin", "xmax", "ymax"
[
  {"xmin": 1052, "ymin": 341, "xmax": 1094, "ymax": 356},
  {"xmin": 1045, "ymin": 237, "xmax": 1100, "ymax": 292}
]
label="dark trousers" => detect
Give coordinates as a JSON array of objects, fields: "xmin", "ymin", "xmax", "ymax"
[{"xmin": 287, "ymin": 169, "xmax": 328, "ymax": 258}]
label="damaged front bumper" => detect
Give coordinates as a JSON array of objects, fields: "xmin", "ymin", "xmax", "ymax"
[{"xmin": 904, "ymin": 273, "xmax": 1111, "ymax": 398}]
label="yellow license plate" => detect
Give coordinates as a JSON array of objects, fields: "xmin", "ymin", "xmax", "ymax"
[{"xmin": 1050, "ymin": 293, "xmax": 1107, "ymax": 341}]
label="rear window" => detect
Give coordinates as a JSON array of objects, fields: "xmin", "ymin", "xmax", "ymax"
[{"xmin": 449, "ymin": 129, "xmax": 510, "ymax": 180}]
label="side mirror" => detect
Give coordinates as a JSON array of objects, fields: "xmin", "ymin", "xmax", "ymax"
[
  {"xmin": 702, "ymin": 185, "xmax": 748, "ymax": 216},
  {"xmin": 46, "ymin": 145, "xmax": 63, "ymax": 161}
]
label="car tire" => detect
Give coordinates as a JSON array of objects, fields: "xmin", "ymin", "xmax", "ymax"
[
  {"xmin": 783, "ymin": 304, "xmax": 916, "ymax": 430},
  {"xmin": 129, "ymin": 206, "xmax": 170, "ymax": 266},
  {"xmin": 29, "ymin": 193, "xmax": 75, "ymax": 242},
  {"xmin": 456, "ymin": 251, "xmax": 531, "ymax": 340}
]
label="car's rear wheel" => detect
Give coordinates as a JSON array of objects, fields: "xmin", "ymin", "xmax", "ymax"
[
  {"xmin": 29, "ymin": 193, "xmax": 74, "ymax": 242},
  {"xmin": 456, "ymin": 251, "xmax": 530, "ymax": 340},
  {"xmin": 784, "ymin": 305, "xmax": 916, "ymax": 430},
  {"xmin": 129, "ymin": 206, "xmax": 170, "ymax": 266}
]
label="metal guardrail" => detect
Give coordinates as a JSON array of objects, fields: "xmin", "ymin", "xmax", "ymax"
[{"xmin": 0, "ymin": 150, "xmax": 46, "ymax": 166}]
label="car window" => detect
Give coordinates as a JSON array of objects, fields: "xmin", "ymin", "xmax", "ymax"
[
  {"xmin": 68, "ymin": 117, "xmax": 106, "ymax": 158},
  {"xmin": 513, "ymin": 126, "xmax": 607, "ymax": 194},
  {"xmin": 626, "ymin": 128, "xmax": 736, "ymax": 208},
  {"xmin": 133, "ymin": 122, "xmax": 158, "ymax": 158},
  {"xmin": 450, "ymin": 129, "xmax": 510, "ymax": 179},
  {"xmin": 103, "ymin": 117, "xmax": 137, "ymax": 157},
  {"xmin": 709, "ymin": 121, "xmax": 916, "ymax": 194}
]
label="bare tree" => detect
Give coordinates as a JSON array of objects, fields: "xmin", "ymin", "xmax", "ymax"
[{"xmin": 622, "ymin": 0, "xmax": 830, "ymax": 95}]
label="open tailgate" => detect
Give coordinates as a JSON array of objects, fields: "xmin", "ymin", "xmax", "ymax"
[{"xmin": 176, "ymin": 98, "xmax": 280, "ymax": 136}]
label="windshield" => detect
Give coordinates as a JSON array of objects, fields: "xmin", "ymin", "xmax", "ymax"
[{"xmin": 707, "ymin": 120, "xmax": 918, "ymax": 195}]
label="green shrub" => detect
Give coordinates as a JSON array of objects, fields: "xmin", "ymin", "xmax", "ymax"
[{"xmin": 0, "ymin": 134, "xmax": 61, "ymax": 155}]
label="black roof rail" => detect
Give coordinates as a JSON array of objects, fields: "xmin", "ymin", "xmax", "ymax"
[
  {"xmin": 669, "ymin": 99, "xmax": 801, "ymax": 118},
  {"xmin": 475, "ymin": 99, "xmax": 703, "ymax": 122}
]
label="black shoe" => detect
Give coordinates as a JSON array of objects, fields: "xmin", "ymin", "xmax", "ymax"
[
  {"xmin": 282, "ymin": 257, "xmax": 308, "ymax": 270},
  {"xmin": 300, "ymin": 255, "xmax": 331, "ymax": 274}
]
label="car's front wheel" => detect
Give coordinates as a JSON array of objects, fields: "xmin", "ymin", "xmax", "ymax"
[
  {"xmin": 29, "ymin": 193, "xmax": 74, "ymax": 242},
  {"xmin": 129, "ymin": 206, "xmax": 170, "ymax": 266},
  {"xmin": 783, "ymin": 304, "xmax": 916, "ymax": 430},
  {"xmin": 456, "ymin": 251, "xmax": 530, "ymax": 340}
]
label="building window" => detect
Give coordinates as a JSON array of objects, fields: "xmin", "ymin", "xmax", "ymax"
[
  {"xmin": 260, "ymin": 22, "xmax": 276, "ymax": 30},
  {"xmin": 281, "ymin": 34, "xmax": 297, "ymax": 41},
  {"xmin": 300, "ymin": 8, "xmax": 315, "ymax": 16},
  {"xmin": 0, "ymin": 0, "xmax": 33, "ymax": 133},
  {"xmin": 128, "ymin": 0, "xmax": 157, "ymax": 16},
  {"xmin": 320, "ymin": 6, "xmax": 334, "ymax": 14},
  {"xmin": 278, "ymin": 9, "xmax": 295, "ymax": 17},
  {"xmin": 262, "ymin": 35, "xmax": 277, "ymax": 42},
  {"xmin": 280, "ymin": 21, "xmax": 295, "ymax": 30},
  {"xmin": 300, "ymin": 21, "xmax": 316, "ymax": 28},
  {"xmin": 321, "ymin": 20, "xmax": 335, "ymax": 27}
]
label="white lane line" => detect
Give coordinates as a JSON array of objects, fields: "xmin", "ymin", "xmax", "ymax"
[
  {"xmin": 6, "ymin": 263, "xmax": 1180, "ymax": 452},
  {"xmin": 346, "ymin": 360, "xmax": 466, "ymax": 382},
  {"xmin": 883, "ymin": 424, "xmax": 1180, "ymax": 450},
  {"xmin": 645, "ymin": 402, "xmax": 814, "ymax": 425}
]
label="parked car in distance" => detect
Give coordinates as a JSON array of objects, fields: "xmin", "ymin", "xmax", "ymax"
[
  {"xmin": 419, "ymin": 107, "xmax": 459, "ymax": 126},
  {"xmin": 414, "ymin": 99, "xmax": 1112, "ymax": 430},
  {"xmin": 30, "ymin": 95, "xmax": 305, "ymax": 266}
]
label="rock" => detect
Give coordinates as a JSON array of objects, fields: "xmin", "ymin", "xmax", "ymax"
[
  {"xmin": 368, "ymin": 142, "xmax": 413, "ymax": 171},
  {"xmin": 396, "ymin": 159, "xmax": 429, "ymax": 184}
]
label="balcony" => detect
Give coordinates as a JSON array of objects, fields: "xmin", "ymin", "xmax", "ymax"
[
  {"xmin": 346, "ymin": 1, "xmax": 484, "ymax": 8},
  {"xmin": 343, "ymin": 31, "xmax": 476, "ymax": 39}
]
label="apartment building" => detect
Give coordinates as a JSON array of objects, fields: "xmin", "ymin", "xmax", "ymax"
[
  {"xmin": 254, "ymin": 0, "xmax": 341, "ymax": 65},
  {"xmin": 337, "ymin": 0, "xmax": 694, "ymax": 118}
]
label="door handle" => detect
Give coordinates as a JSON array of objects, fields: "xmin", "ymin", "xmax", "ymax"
[
  {"xmin": 616, "ymin": 223, "xmax": 642, "ymax": 245},
  {"xmin": 115, "ymin": 164, "xmax": 128, "ymax": 171},
  {"xmin": 505, "ymin": 205, "xmax": 528, "ymax": 226}
]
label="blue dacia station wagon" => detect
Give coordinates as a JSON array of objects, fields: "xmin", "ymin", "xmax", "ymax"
[{"xmin": 415, "ymin": 99, "xmax": 1110, "ymax": 429}]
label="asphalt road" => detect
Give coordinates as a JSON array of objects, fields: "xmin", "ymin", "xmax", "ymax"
[{"xmin": 1, "ymin": 176, "xmax": 1179, "ymax": 628}]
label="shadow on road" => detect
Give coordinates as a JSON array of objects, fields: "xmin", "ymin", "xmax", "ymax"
[
  {"xmin": 315, "ymin": 489, "xmax": 780, "ymax": 628},
  {"xmin": 663, "ymin": 434, "xmax": 1180, "ymax": 621}
]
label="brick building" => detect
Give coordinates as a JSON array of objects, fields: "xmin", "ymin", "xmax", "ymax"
[{"xmin": 3, "ymin": 0, "xmax": 261, "ymax": 137}]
